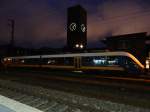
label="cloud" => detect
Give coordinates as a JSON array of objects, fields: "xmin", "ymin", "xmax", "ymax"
[{"xmin": 87, "ymin": 0, "xmax": 150, "ymax": 45}]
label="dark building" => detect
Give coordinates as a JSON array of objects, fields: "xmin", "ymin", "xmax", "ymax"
[
  {"xmin": 103, "ymin": 32, "xmax": 150, "ymax": 65},
  {"xmin": 145, "ymin": 36, "xmax": 150, "ymax": 56},
  {"xmin": 67, "ymin": 5, "xmax": 87, "ymax": 51}
]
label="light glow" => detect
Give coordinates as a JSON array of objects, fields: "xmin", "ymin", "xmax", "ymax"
[
  {"xmin": 80, "ymin": 44, "xmax": 83, "ymax": 49},
  {"xmin": 4, "ymin": 58, "xmax": 7, "ymax": 61},
  {"xmin": 7, "ymin": 58, "xmax": 11, "ymax": 61},
  {"xmin": 146, "ymin": 60, "xmax": 149, "ymax": 69},
  {"xmin": 21, "ymin": 60, "xmax": 24, "ymax": 63},
  {"xmin": 48, "ymin": 60, "xmax": 55, "ymax": 64},
  {"xmin": 75, "ymin": 44, "xmax": 79, "ymax": 48},
  {"xmin": 93, "ymin": 59, "xmax": 106, "ymax": 64}
]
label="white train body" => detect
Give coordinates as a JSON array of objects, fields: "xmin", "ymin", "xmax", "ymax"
[{"xmin": 3, "ymin": 51, "xmax": 145, "ymax": 74}]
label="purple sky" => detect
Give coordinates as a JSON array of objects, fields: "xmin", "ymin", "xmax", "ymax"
[{"xmin": 0, "ymin": 0, "xmax": 150, "ymax": 48}]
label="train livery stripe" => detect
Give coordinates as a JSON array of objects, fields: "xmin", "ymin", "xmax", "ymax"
[
  {"xmin": 41, "ymin": 65, "xmax": 74, "ymax": 69},
  {"xmin": 126, "ymin": 53, "xmax": 144, "ymax": 69},
  {"xmin": 80, "ymin": 66, "xmax": 124, "ymax": 71},
  {"xmin": 8, "ymin": 64, "xmax": 74, "ymax": 69},
  {"xmin": 8, "ymin": 64, "xmax": 40, "ymax": 67}
]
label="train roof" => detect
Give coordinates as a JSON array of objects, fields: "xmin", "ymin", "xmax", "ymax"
[{"xmin": 5, "ymin": 51, "xmax": 132, "ymax": 59}]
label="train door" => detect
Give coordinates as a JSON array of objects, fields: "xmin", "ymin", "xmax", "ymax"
[{"xmin": 74, "ymin": 57, "xmax": 81, "ymax": 69}]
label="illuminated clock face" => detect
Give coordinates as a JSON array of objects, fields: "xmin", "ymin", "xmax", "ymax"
[
  {"xmin": 81, "ymin": 24, "xmax": 86, "ymax": 32},
  {"xmin": 69, "ymin": 23, "xmax": 76, "ymax": 31}
]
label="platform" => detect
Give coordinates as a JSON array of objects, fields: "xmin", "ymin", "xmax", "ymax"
[{"xmin": 0, "ymin": 95, "xmax": 43, "ymax": 112}]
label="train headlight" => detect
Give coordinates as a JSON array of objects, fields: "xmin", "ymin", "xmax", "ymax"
[
  {"xmin": 146, "ymin": 60, "xmax": 149, "ymax": 69},
  {"xmin": 7, "ymin": 58, "xmax": 11, "ymax": 61},
  {"xmin": 4, "ymin": 58, "xmax": 7, "ymax": 61}
]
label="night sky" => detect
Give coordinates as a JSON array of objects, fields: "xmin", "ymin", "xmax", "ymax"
[{"xmin": 1, "ymin": 0, "xmax": 150, "ymax": 48}]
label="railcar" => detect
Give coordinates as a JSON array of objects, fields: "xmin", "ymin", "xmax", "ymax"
[{"xmin": 2, "ymin": 52, "xmax": 145, "ymax": 74}]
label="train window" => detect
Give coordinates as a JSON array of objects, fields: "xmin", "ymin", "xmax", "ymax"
[
  {"xmin": 120, "ymin": 56, "xmax": 143, "ymax": 73},
  {"xmin": 124, "ymin": 57, "xmax": 139, "ymax": 69},
  {"xmin": 106, "ymin": 56, "xmax": 119, "ymax": 66},
  {"xmin": 12, "ymin": 59, "xmax": 25, "ymax": 64},
  {"xmin": 82, "ymin": 56, "xmax": 121, "ymax": 67},
  {"xmin": 47, "ymin": 59, "xmax": 55, "ymax": 64},
  {"xmin": 64, "ymin": 57, "xmax": 74, "ymax": 65},
  {"xmin": 93, "ymin": 56, "xmax": 107, "ymax": 66},
  {"xmin": 41, "ymin": 58, "xmax": 50, "ymax": 64},
  {"xmin": 42, "ymin": 57, "xmax": 74, "ymax": 66},
  {"xmin": 41, "ymin": 58, "xmax": 56, "ymax": 65},
  {"xmin": 81, "ymin": 57, "xmax": 94, "ymax": 66},
  {"xmin": 42, "ymin": 58, "xmax": 63, "ymax": 65},
  {"xmin": 23, "ymin": 58, "xmax": 41, "ymax": 65},
  {"xmin": 12, "ymin": 59, "xmax": 18, "ymax": 63}
]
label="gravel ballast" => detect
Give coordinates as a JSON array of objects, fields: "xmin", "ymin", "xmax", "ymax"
[{"xmin": 0, "ymin": 79, "xmax": 149, "ymax": 112}]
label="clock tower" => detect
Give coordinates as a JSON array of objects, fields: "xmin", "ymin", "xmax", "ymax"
[{"xmin": 67, "ymin": 5, "xmax": 87, "ymax": 50}]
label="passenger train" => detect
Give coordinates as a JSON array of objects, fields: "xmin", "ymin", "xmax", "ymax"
[{"xmin": 2, "ymin": 51, "xmax": 145, "ymax": 74}]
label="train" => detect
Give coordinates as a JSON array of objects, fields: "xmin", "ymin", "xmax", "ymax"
[{"xmin": 2, "ymin": 51, "xmax": 145, "ymax": 74}]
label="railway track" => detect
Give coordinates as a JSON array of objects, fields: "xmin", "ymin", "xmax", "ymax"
[
  {"xmin": 0, "ymin": 76, "xmax": 150, "ymax": 112},
  {"xmin": 5, "ymin": 70, "xmax": 150, "ymax": 92}
]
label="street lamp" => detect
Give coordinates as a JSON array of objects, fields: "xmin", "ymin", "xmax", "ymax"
[
  {"xmin": 80, "ymin": 44, "xmax": 83, "ymax": 49},
  {"xmin": 75, "ymin": 44, "xmax": 79, "ymax": 48}
]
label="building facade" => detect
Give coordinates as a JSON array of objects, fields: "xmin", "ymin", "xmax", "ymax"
[
  {"xmin": 67, "ymin": 5, "xmax": 87, "ymax": 51},
  {"xmin": 103, "ymin": 32, "xmax": 150, "ymax": 65}
]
